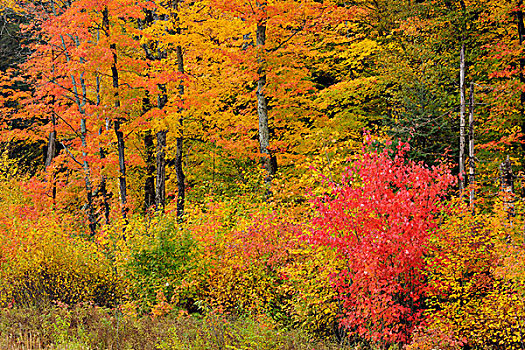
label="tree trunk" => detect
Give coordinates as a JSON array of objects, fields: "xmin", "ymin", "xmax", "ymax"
[
  {"xmin": 45, "ymin": 113, "xmax": 57, "ymax": 207},
  {"xmin": 45, "ymin": 118, "xmax": 56, "ymax": 168},
  {"xmin": 96, "ymin": 74, "xmax": 111, "ymax": 225},
  {"xmin": 156, "ymin": 130, "xmax": 167, "ymax": 209},
  {"xmin": 174, "ymin": 45, "xmax": 185, "ymax": 218},
  {"xmin": 459, "ymin": 41, "xmax": 466, "ymax": 193},
  {"xmin": 256, "ymin": 1, "xmax": 276, "ymax": 195},
  {"xmin": 468, "ymin": 81, "xmax": 475, "ymax": 209},
  {"xmin": 115, "ymin": 119, "xmax": 127, "ymax": 216},
  {"xmin": 144, "ymin": 130, "xmax": 155, "ymax": 211},
  {"xmin": 138, "ymin": 15, "xmax": 157, "ymax": 212},
  {"xmin": 61, "ymin": 35, "xmax": 97, "ymax": 235},
  {"xmin": 155, "ymin": 84, "xmax": 168, "ymax": 211},
  {"xmin": 104, "ymin": 6, "xmax": 127, "ymax": 218},
  {"xmin": 500, "ymin": 156, "xmax": 515, "ymax": 226}
]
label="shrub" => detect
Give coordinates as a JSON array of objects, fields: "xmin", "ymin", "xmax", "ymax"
[
  {"xmin": 0, "ymin": 212, "xmax": 121, "ymax": 308},
  {"xmin": 308, "ymin": 141, "xmax": 455, "ymax": 345},
  {"xmin": 282, "ymin": 243, "xmax": 344, "ymax": 339},
  {"xmin": 201, "ymin": 210, "xmax": 300, "ymax": 322},
  {"xmin": 102, "ymin": 213, "xmax": 204, "ymax": 314},
  {"xmin": 419, "ymin": 203, "xmax": 525, "ymax": 349}
]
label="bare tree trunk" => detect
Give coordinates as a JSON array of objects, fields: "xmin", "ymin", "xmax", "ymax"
[
  {"xmin": 155, "ymin": 84, "xmax": 168, "ymax": 211},
  {"xmin": 137, "ymin": 16, "xmax": 157, "ymax": 212},
  {"xmin": 459, "ymin": 41, "xmax": 466, "ymax": 193},
  {"xmin": 500, "ymin": 156, "xmax": 516, "ymax": 229},
  {"xmin": 114, "ymin": 119, "xmax": 127, "ymax": 217},
  {"xmin": 104, "ymin": 6, "xmax": 127, "ymax": 218},
  {"xmin": 256, "ymin": 1, "xmax": 276, "ymax": 196},
  {"xmin": 96, "ymin": 74, "xmax": 111, "ymax": 225},
  {"xmin": 138, "ymin": 13, "xmax": 156, "ymax": 213},
  {"xmin": 45, "ymin": 116, "xmax": 56, "ymax": 168},
  {"xmin": 95, "ymin": 28, "xmax": 111, "ymax": 225},
  {"xmin": 468, "ymin": 81, "xmax": 475, "ymax": 209}
]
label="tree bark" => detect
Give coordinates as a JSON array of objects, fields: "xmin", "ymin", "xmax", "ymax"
[
  {"xmin": 174, "ymin": 45, "xmax": 185, "ymax": 218},
  {"xmin": 45, "ymin": 116, "xmax": 56, "ymax": 169},
  {"xmin": 115, "ymin": 119, "xmax": 127, "ymax": 217},
  {"xmin": 45, "ymin": 113, "xmax": 57, "ymax": 207},
  {"xmin": 138, "ymin": 16, "xmax": 157, "ymax": 213},
  {"xmin": 104, "ymin": 6, "xmax": 127, "ymax": 218},
  {"xmin": 468, "ymin": 81, "xmax": 475, "ymax": 209},
  {"xmin": 96, "ymin": 73, "xmax": 111, "ymax": 225},
  {"xmin": 144, "ymin": 130, "xmax": 155, "ymax": 211},
  {"xmin": 156, "ymin": 130, "xmax": 167, "ymax": 209},
  {"xmin": 459, "ymin": 41, "xmax": 466, "ymax": 193},
  {"xmin": 500, "ymin": 156, "xmax": 515, "ymax": 224},
  {"xmin": 256, "ymin": 0, "xmax": 276, "ymax": 195},
  {"xmin": 155, "ymin": 85, "xmax": 168, "ymax": 211},
  {"xmin": 61, "ymin": 35, "xmax": 97, "ymax": 235}
]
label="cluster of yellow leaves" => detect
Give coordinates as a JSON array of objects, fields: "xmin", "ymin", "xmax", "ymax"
[
  {"xmin": 0, "ymin": 213, "xmax": 121, "ymax": 307},
  {"xmin": 281, "ymin": 245, "xmax": 342, "ymax": 337},
  {"xmin": 414, "ymin": 200, "xmax": 525, "ymax": 349}
]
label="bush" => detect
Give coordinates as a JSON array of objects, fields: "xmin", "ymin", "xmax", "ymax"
[
  {"xmin": 0, "ymin": 213, "xmax": 122, "ymax": 308},
  {"xmin": 0, "ymin": 304, "xmax": 347, "ymax": 350},
  {"xmin": 282, "ymin": 244, "xmax": 344, "ymax": 339},
  {"xmin": 200, "ymin": 210, "xmax": 300, "ymax": 321},
  {"xmin": 309, "ymin": 142, "xmax": 455, "ymax": 345},
  {"xmin": 418, "ymin": 203, "xmax": 525, "ymax": 349},
  {"xmin": 102, "ymin": 213, "xmax": 204, "ymax": 314}
]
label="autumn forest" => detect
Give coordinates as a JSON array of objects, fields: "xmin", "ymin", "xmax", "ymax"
[{"xmin": 0, "ymin": 0, "xmax": 524, "ymax": 348}]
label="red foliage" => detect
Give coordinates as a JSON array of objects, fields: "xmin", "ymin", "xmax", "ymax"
[{"xmin": 308, "ymin": 141, "xmax": 456, "ymax": 345}]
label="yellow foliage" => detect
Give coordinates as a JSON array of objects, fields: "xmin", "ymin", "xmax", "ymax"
[
  {"xmin": 420, "ymin": 202, "xmax": 525, "ymax": 349},
  {"xmin": 282, "ymin": 244, "xmax": 343, "ymax": 338},
  {"xmin": 0, "ymin": 213, "xmax": 122, "ymax": 307}
]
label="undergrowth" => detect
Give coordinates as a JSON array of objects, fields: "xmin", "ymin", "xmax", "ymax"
[{"xmin": 0, "ymin": 303, "xmax": 351, "ymax": 350}]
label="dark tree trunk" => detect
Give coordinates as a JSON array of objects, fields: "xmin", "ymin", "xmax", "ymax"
[
  {"xmin": 175, "ymin": 131, "xmax": 185, "ymax": 218},
  {"xmin": 500, "ymin": 156, "xmax": 516, "ymax": 225},
  {"xmin": 144, "ymin": 130, "xmax": 155, "ymax": 211},
  {"xmin": 115, "ymin": 119, "xmax": 127, "ymax": 215},
  {"xmin": 172, "ymin": 45, "xmax": 185, "ymax": 219},
  {"xmin": 97, "ymin": 75, "xmax": 111, "ymax": 225},
  {"xmin": 155, "ymin": 83, "xmax": 169, "ymax": 211},
  {"xmin": 104, "ymin": 6, "xmax": 127, "ymax": 218},
  {"xmin": 156, "ymin": 130, "xmax": 167, "ymax": 209}
]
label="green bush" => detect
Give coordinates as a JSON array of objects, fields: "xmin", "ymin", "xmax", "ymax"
[{"xmin": 125, "ymin": 218, "xmax": 203, "ymax": 313}]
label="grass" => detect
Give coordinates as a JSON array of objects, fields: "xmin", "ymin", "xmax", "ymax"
[{"xmin": 0, "ymin": 304, "xmax": 352, "ymax": 350}]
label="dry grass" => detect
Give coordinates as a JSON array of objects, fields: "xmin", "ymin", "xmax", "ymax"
[{"xmin": 0, "ymin": 304, "xmax": 351, "ymax": 350}]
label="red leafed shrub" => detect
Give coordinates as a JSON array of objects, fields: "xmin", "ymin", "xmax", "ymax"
[{"xmin": 308, "ymin": 141, "xmax": 456, "ymax": 345}]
